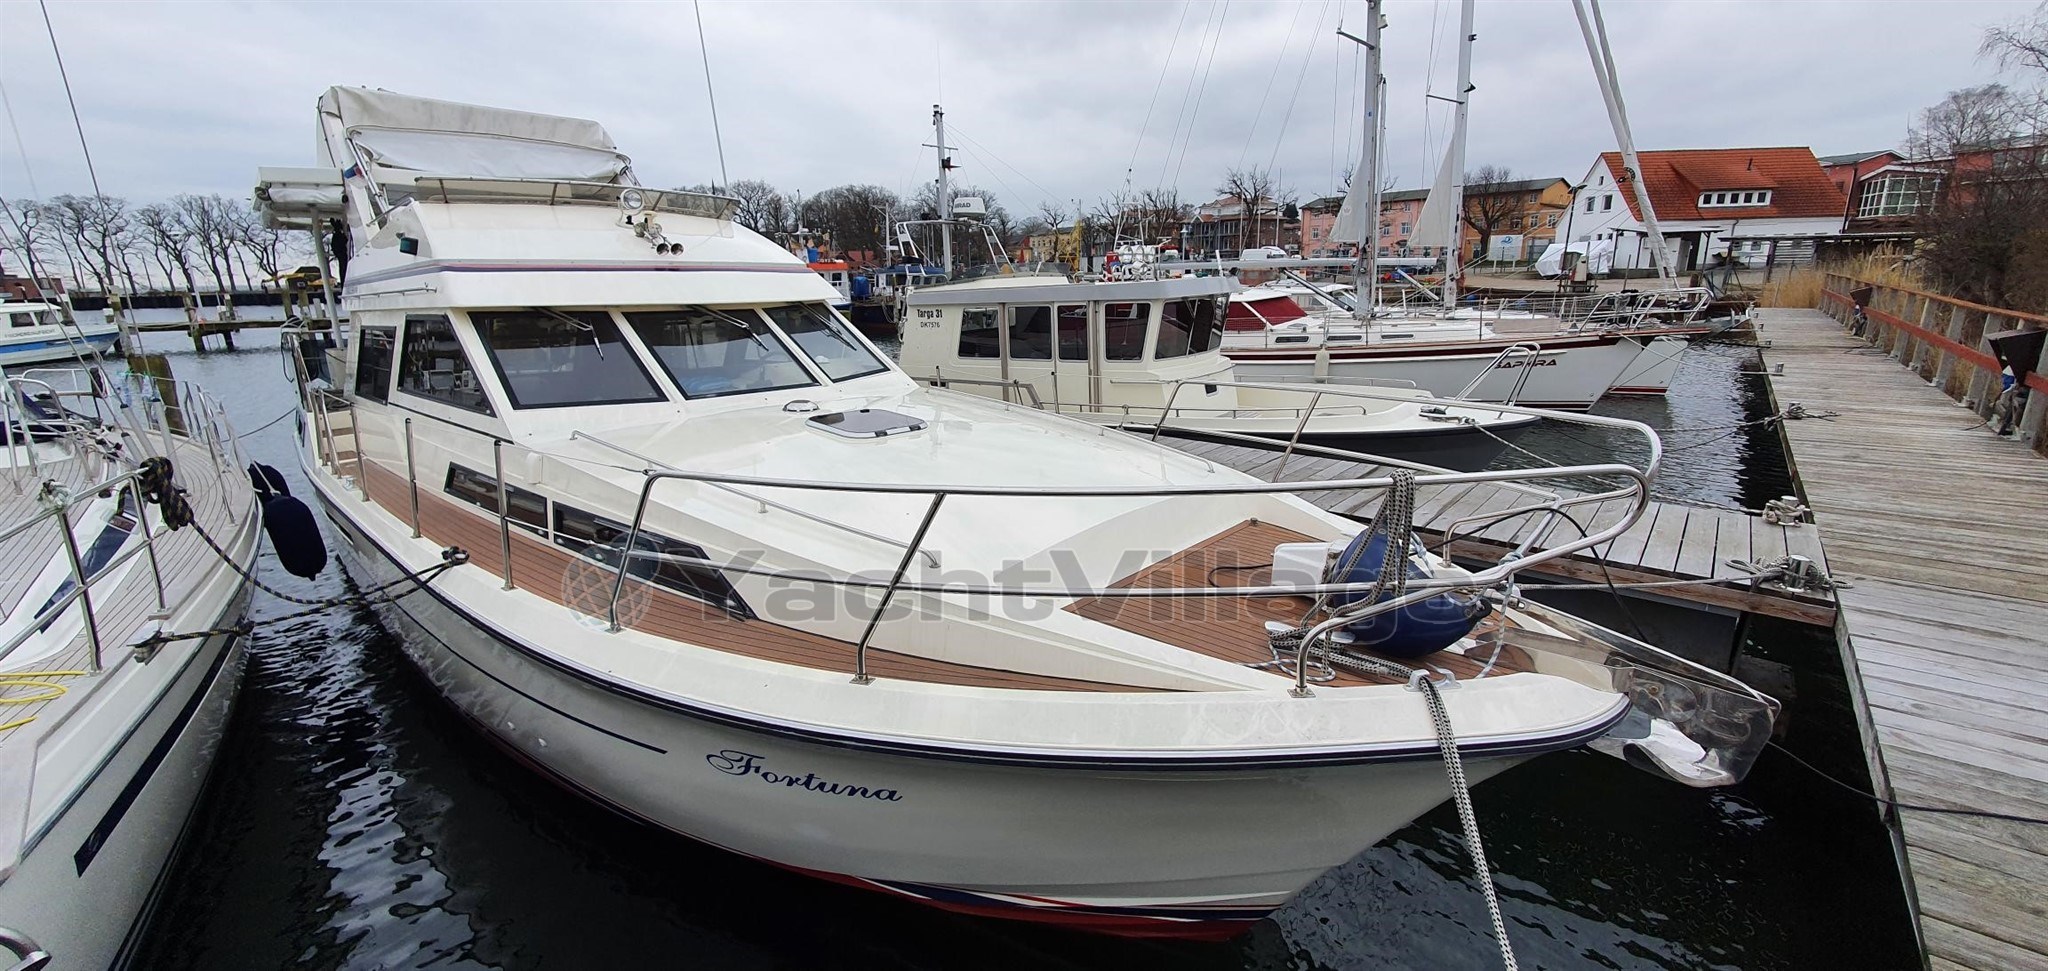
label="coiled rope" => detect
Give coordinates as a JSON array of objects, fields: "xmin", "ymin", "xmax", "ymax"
[{"xmin": 0, "ymin": 670, "xmax": 88, "ymax": 733}]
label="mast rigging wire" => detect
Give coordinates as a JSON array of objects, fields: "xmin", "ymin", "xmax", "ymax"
[
  {"xmin": 1168, "ymin": 0, "xmax": 1233, "ymax": 201},
  {"xmin": 0, "ymin": 79, "xmax": 42, "ymax": 198},
  {"xmin": 692, "ymin": 0, "xmax": 730, "ymax": 190},
  {"xmin": 38, "ymin": 0, "xmax": 102, "ymax": 199},
  {"xmin": 1124, "ymin": 0, "xmax": 1193, "ymax": 194},
  {"xmin": 1263, "ymin": 0, "xmax": 1336, "ymax": 177},
  {"xmin": 1236, "ymin": 0, "xmax": 1311, "ymax": 170}
]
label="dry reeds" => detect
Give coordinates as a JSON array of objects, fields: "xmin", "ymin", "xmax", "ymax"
[{"xmin": 1762, "ymin": 247, "xmax": 1925, "ymax": 308}]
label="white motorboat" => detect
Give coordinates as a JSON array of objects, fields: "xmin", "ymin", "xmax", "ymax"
[
  {"xmin": 0, "ymin": 300, "xmax": 120, "ymax": 370},
  {"xmin": 256, "ymin": 86, "xmax": 1779, "ymax": 941},
  {"xmin": 1223, "ymin": 287, "xmax": 1699, "ymax": 408},
  {"xmin": 0, "ymin": 364, "xmax": 262, "ymax": 969},
  {"xmin": 895, "ymin": 273, "xmax": 1540, "ymax": 472}
]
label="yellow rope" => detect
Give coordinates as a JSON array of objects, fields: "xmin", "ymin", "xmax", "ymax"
[{"xmin": 0, "ymin": 671, "xmax": 91, "ymax": 732}]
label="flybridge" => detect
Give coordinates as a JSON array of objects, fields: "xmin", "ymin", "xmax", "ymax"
[{"xmin": 254, "ymin": 86, "xmax": 737, "ymax": 230}]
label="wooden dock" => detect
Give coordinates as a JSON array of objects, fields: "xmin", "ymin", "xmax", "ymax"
[
  {"xmin": 1156, "ymin": 436, "xmax": 1836, "ymax": 625},
  {"xmin": 1758, "ymin": 307, "xmax": 2048, "ymax": 971}
]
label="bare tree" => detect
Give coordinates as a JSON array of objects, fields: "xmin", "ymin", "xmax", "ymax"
[
  {"xmin": 1461, "ymin": 165, "xmax": 1524, "ymax": 262},
  {"xmin": 1907, "ymin": 82, "xmax": 2048, "ymax": 308},
  {"xmin": 1218, "ymin": 167, "xmax": 1289, "ymax": 251},
  {"xmin": 134, "ymin": 203, "xmax": 204, "ymax": 295},
  {"xmin": 717, "ymin": 179, "xmax": 788, "ymax": 234},
  {"xmin": 802, "ymin": 184, "xmax": 903, "ymax": 260},
  {"xmin": 3, "ymin": 198, "xmax": 62, "ymax": 289},
  {"xmin": 43, "ymin": 194, "xmax": 136, "ymax": 293},
  {"xmin": 1906, "ymin": 84, "xmax": 2034, "ymax": 157},
  {"xmin": 1982, "ymin": 3, "xmax": 2048, "ymax": 77},
  {"xmin": 174, "ymin": 193, "xmax": 237, "ymax": 295}
]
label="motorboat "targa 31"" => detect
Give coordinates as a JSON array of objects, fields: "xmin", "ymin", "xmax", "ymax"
[{"xmin": 258, "ymin": 87, "xmax": 1779, "ymax": 940}]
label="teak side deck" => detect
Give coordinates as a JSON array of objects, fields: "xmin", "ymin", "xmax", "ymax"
[{"xmin": 1759, "ymin": 308, "xmax": 2048, "ymax": 971}]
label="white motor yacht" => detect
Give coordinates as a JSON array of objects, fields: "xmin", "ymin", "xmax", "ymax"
[
  {"xmin": 895, "ymin": 273, "xmax": 1539, "ymax": 472},
  {"xmin": 256, "ymin": 87, "xmax": 1779, "ymax": 941},
  {"xmin": 0, "ymin": 300, "xmax": 120, "ymax": 370},
  {"xmin": 0, "ymin": 363, "xmax": 261, "ymax": 969}
]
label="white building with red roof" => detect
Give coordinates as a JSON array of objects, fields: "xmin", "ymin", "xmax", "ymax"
[{"xmin": 1560, "ymin": 147, "xmax": 1848, "ymax": 273}]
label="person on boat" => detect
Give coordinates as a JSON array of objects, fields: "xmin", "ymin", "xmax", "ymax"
[{"xmin": 329, "ymin": 218, "xmax": 351, "ymax": 285}]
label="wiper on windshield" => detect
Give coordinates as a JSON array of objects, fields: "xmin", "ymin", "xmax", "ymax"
[{"xmin": 532, "ymin": 307, "xmax": 604, "ymax": 359}]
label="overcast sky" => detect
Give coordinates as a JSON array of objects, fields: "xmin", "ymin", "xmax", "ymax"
[{"xmin": 1, "ymin": 0, "xmax": 2038, "ymax": 213}]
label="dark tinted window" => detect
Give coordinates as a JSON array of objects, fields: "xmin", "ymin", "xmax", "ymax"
[
  {"xmin": 398, "ymin": 315, "xmax": 493, "ymax": 414},
  {"xmin": 1009, "ymin": 306, "xmax": 1052, "ymax": 361},
  {"xmin": 958, "ymin": 308, "xmax": 1000, "ymax": 358},
  {"xmin": 1056, "ymin": 305, "xmax": 1087, "ymax": 361},
  {"xmin": 762, "ymin": 304, "xmax": 888, "ymax": 381},
  {"xmin": 552, "ymin": 504, "xmax": 754, "ymax": 619},
  {"xmin": 470, "ymin": 310, "xmax": 663, "ymax": 408},
  {"xmin": 444, "ymin": 463, "xmax": 547, "ymax": 535},
  {"xmin": 1103, "ymin": 303, "xmax": 1149, "ymax": 361},
  {"xmin": 626, "ymin": 309, "xmax": 815, "ymax": 398},
  {"xmin": 1156, "ymin": 298, "xmax": 1223, "ymax": 359},
  {"xmin": 355, "ymin": 327, "xmax": 396, "ymax": 402}
]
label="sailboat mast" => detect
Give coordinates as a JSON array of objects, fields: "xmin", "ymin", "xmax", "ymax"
[
  {"xmin": 1573, "ymin": 0, "xmax": 1675, "ymax": 282},
  {"xmin": 1442, "ymin": 0, "xmax": 1475, "ymax": 310},
  {"xmin": 933, "ymin": 104, "xmax": 954, "ymax": 275},
  {"xmin": 1352, "ymin": 1, "xmax": 1385, "ymax": 317}
]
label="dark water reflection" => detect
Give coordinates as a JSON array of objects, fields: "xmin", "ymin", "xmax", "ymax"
[{"xmin": 111, "ymin": 324, "xmax": 1914, "ymax": 970}]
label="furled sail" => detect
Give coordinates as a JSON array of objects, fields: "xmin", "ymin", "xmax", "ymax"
[{"xmin": 1407, "ymin": 147, "xmax": 1460, "ymax": 250}]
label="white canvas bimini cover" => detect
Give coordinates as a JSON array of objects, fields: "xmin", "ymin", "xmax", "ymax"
[{"xmin": 317, "ymin": 86, "xmax": 633, "ymax": 183}]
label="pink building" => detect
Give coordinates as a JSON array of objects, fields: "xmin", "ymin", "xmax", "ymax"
[
  {"xmin": 1378, "ymin": 191, "xmax": 1430, "ymax": 256},
  {"xmin": 1298, "ymin": 196, "xmax": 1344, "ymax": 256}
]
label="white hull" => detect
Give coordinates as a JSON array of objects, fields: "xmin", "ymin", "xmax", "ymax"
[
  {"xmin": 1226, "ymin": 338, "xmax": 1638, "ymax": 411},
  {"xmin": 318, "ymin": 477, "xmax": 1545, "ymax": 936},
  {"xmin": 0, "ymin": 617, "xmax": 248, "ymax": 970},
  {"xmin": 1608, "ymin": 336, "xmax": 1689, "ymax": 395},
  {"xmin": 0, "ymin": 328, "xmax": 121, "ymax": 369}
]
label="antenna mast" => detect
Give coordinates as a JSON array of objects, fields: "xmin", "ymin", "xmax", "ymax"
[{"xmin": 933, "ymin": 104, "xmax": 954, "ymax": 275}]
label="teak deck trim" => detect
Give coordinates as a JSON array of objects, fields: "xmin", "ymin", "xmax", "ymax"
[
  {"xmin": 1068, "ymin": 519, "xmax": 1532, "ymax": 687},
  {"xmin": 349, "ymin": 456, "xmax": 1147, "ymax": 693}
]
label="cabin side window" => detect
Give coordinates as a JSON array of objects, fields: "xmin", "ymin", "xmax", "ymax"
[
  {"xmin": 9, "ymin": 313, "xmax": 35, "ymax": 328},
  {"xmin": 762, "ymin": 304, "xmax": 889, "ymax": 382},
  {"xmin": 1154, "ymin": 297, "xmax": 1221, "ymax": 359},
  {"xmin": 470, "ymin": 309, "xmax": 665, "ymax": 409},
  {"xmin": 1055, "ymin": 304, "xmax": 1087, "ymax": 362},
  {"xmin": 444, "ymin": 463, "xmax": 547, "ymax": 535},
  {"xmin": 552, "ymin": 504, "xmax": 755, "ymax": 619},
  {"xmin": 398, "ymin": 315, "xmax": 494, "ymax": 414},
  {"xmin": 625, "ymin": 308, "xmax": 815, "ymax": 399},
  {"xmin": 1008, "ymin": 306, "xmax": 1053, "ymax": 361},
  {"xmin": 1103, "ymin": 303, "xmax": 1150, "ymax": 361},
  {"xmin": 957, "ymin": 307, "xmax": 1001, "ymax": 358},
  {"xmin": 354, "ymin": 327, "xmax": 396, "ymax": 402}
]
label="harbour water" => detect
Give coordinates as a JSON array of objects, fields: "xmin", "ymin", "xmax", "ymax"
[{"xmin": 83, "ymin": 316, "xmax": 1917, "ymax": 969}]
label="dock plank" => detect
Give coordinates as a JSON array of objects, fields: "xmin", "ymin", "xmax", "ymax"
[{"xmin": 1759, "ymin": 307, "xmax": 2048, "ymax": 971}]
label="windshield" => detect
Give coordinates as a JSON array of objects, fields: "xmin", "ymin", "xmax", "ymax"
[
  {"xmin": 762, "ymin": 304, "xmax": 890, "ymax": 382},
  {"xmin": 626, "ymin": 308, "xmax": 817, "ymax": 398},
  {"xmin": 470, "ymin": 310, "xmax": 665, "ymax": 408}
]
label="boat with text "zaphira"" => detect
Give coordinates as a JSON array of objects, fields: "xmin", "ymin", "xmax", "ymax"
[{"xmin": 256, "ymin": 86, "xmax": 1780, "ymax": 940}]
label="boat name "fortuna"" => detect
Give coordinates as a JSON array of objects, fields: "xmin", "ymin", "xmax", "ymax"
[{"xmin": 706, "ymin": 750, "xmax": 903, "ymax": 802}]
